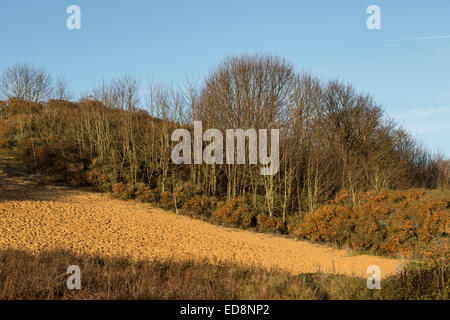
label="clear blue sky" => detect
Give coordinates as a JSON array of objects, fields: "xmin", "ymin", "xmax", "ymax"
[{"xmin": 1, "ymin": 0, "xmax": 449, "ymax": 155}]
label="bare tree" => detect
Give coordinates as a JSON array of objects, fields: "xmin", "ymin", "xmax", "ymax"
[
  {"xmin": 115, "ymin": 74, "xmax": 141, "ymax": 111},
  {"xmin": 92, "ymin": 75, "xmax": 140, "ymax": 111},
  {"xmin": 0, "ymin": 63, "xmax": 52, "ymax": 103},
  {"xmin": 53, "ymin": 74, "xmax": 74, "ymax": 101}
]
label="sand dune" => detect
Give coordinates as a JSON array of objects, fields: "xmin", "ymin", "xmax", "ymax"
[{"xmin": 0, "ymin": 164, "xmax": 403, "ymax": 278}]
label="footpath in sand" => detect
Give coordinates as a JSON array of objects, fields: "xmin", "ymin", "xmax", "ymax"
[{"xmin": 0, "ymin": 160, "xmax": 404, "ymax": 278}]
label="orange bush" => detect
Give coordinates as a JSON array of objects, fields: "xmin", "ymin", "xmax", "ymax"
[
  {"xmin": 212, "ymin": 198, "xmax": 252, "ymax": 227},
  {"xmin": 134, "ymin": 185, "xmax": 159, "ymax": 203},
  {"xmin": 67, "ymin": 170, "xmax": 100, "ymax": 187},
  {"xmin": 112, "ymin": 182, "xmax": 126, "ymax": 195},
  {"xmin": 112, "ymin": 182, "xmax": 135, "ymax": 200},
  {"xmin": 296, "ymin": 204, "xmax": 356, "ymax": 246},
  {"xmin": 293, "ymin": 190, "xmax": 449, "ymax": 257},
  {"xmin": 241, "ymin": 213, "xmax": 256, "ymax": 228},
  {"xmin": 181, "ymin": 195, "xmax": 210, "ymax": 217},
  {"xmin": 159, "ymin": 191, "xmax": 174, "ymax": 209},
  {"xmin": 256, "ymin": 215, "xmax": 285, "ymax": 233},
  {"xmin": 415, "ymin": 238, "xmax": 450, "ymax": 267}
]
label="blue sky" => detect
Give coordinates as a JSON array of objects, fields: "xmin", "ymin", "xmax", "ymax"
[{"xmin": 1, "ymin": 0, "xmax": 449, "ymax": 155}]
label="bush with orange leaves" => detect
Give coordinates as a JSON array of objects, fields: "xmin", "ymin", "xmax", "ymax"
[
  {"xmin": 293, "ymin": 204, "xmax": 356, "ymax": 246},
  {"xmin": 294, "ymin": 189, "xmax": 449, "ymax": 257},
  {"xmin": 134, "ymin": 185, "xmax": 159, "ymax": 203},
  {"xmin": 181, "ymin": 195, "xmax": 211, "ymax": 217},
  {"xmin": 159, "ymin": 191, "xmax": 175, "ymax": 209},
  {"xmin": 212, "ymin": 198, "xmax": 254, "ymax": 227},
  {"xmin": 158, "ymin": 186, "xmax": 189, "ymax": 210},
  {"xmin": 66, "ymin": 170, "xmax": 99, "ymax": 187},
  {"xmin": 112, "ymin": 182, "xmax": 135, "ymax": 200},
  {"xmin": 241, "ymin": 212, "xmax": 257, "ymax": 229},
  {"xmin": 256, "ymin": 214, "xmax": 286, "ymax": 233}
]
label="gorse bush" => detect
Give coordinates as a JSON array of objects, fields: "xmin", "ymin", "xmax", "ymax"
[
  {"xmin": 293, "ymin": 189, "xmax": 449, "ymax": 258},
  {"xmin": 158, "ymin": 191, "xmax": 174, "ymax": 209},
  {"xmin": 256, "ymin": 214, "xmax": 286, "ymax": 233},
  {"xmin": 181, "ymin": 195, "xmax": 211, "ymax": 217},
  {"xmin": 293, "ymin": 204, "xmax": 356, "ymax": 246},
  {"xmin": 134, "ymin": 185, "xmax": 159, "ymax": 203},
  {"xmin": 208, "ymin": 198, "xmax": 287, "ymax": 233},
  {"xmin": 213, "ymin": 198, "xmax": 251, "ymax": 226},
  {"xmin": 112, "ymin": 182, "xmax": 135, "ymax": 200}
]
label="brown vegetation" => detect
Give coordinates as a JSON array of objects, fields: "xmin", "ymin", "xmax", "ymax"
[
  {"xmin": 0, "ymin": 249, "xmax": 447, "ymax": 300},
  {"xmin": 292, "ymin": 189, "xmax": 449, "ymax": 259}
]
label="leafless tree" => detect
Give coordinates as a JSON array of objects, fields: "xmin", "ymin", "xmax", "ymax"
[
  {"xmin": 92, "ymin": 74, "xmax": 140, "ymax": 111},
  {"xmin": 53, "ymin": 74, "xmax": 74, "ymax": 101},
  {"xmin": 0, "ymin": 63, "xmax": 52, "ymax": 103}
]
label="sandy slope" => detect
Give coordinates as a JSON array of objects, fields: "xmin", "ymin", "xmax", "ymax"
[{"xmin": 0, "ymin": 163, "xmax": 404, "ymax": 278}]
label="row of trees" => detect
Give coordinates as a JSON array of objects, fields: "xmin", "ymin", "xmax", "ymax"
[{"xmin": 1, "ymin": 56, "xmax": 448, "ymax": 222}]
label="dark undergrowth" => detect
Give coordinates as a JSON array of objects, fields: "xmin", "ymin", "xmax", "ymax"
[{"xmin": 0, "ymin": 249, "xmax": 447, "ymax": 300}]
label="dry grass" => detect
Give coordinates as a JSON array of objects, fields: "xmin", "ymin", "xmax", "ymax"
[{"xmin": 0, "ymin": 249, "xmax": 447, "ymax": 300}]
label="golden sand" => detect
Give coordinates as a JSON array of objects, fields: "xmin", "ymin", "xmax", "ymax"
[{"xmin": 0, "ymin": 168, "xmax": 403, "ymax": 278}]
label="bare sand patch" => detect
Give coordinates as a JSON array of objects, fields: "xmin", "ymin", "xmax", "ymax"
[{"xmin": 0, "ymin": 167, "xmax": 403, "ymax": 278}]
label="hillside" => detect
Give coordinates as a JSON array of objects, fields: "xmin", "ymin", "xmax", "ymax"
[{"xmin": 0, "ymin": 154, "xmax": 402, "ymax": 278}]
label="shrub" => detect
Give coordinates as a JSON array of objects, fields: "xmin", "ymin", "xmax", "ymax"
[
  {"xmin": 112, "ymin": 182, "xmax": 135, "ymax": 200},
  {"xmin": 173, "ymin": 186, "xmax": 188, "ymax": 208},
  {"xmin": 212, "ymin": 198, "xmax": 252, "ymax": 227},
  {"xmin": 256, "ymin": 215, "xmax": 285, "ymax": 233},
  {"xmin": 134, "ymin": 185, "xmax": 159, "ymax": 203},
  {"xmin": 241, "ymin": 213, "xmax": 256, "ymax": 229},
  {"xmin": 0, "ymin": 119, "xmax": 13, "ymax": 148},
  {"xmin": 181, "ymin": 195, "xmax": 210, "ymax": 217},
  {"xmin": 296, "ymin": 204, "xmax": 356, "ymax": 246},
  {"xmin": 293, "ymin": 190, "xmax": 450, "ymax": 257},
  {"xmin": 159, "ymin": 191, "xmax": 174, "ymax": 209}
]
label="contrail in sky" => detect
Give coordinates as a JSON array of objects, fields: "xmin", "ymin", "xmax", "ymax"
[{"xmin": 392, "ymin": 34, "xmax": 450, "ymax": 42}]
